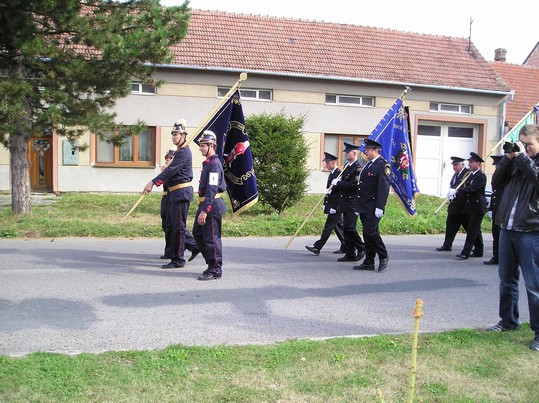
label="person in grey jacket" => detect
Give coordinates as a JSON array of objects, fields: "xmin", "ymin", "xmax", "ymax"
[{"xmin": 488, "ymin": 124, "xmax": 539, "ymax": 351}]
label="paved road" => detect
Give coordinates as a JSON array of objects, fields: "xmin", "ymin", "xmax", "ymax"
[{"xmin": 0, "ymin": 235, "xmax": 529, "ymax": 356}]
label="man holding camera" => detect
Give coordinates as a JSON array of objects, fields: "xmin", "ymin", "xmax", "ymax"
[{"xmin": 488, "ymin": 124, "xmax": 539, "ymax": 351}]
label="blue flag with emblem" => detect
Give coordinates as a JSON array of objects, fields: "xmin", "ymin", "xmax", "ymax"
[
  {"xmin": 194, "ymin": 90, "xmax": 258, "ymax": 214},
  {"xmin": 361, "ymin": 97, "xmax": 419, "ymax": 216}
]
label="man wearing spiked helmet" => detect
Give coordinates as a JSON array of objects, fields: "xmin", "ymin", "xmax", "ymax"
[
  {"xmin": 143, "ymin": 119, "xmax": 199, "ymax": 269},
  {"xmin": 193, "ymin": 130, "xmax": 227, "ymax": 280}
]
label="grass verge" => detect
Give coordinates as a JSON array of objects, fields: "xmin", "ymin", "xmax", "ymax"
[
  {"xmin": 0, "ymin": 326, "xmax": 537, "ymax": 402},
  {"xmin": 0, "ymin": 192, "xmax": 493, "ymax": 238}
]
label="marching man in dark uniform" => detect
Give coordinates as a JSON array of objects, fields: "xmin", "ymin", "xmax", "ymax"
[
  {"xmin": 436, "ymin": 156, "xmax": 470, "ymax": 252},
  {"xmin": 353, "ymin": 139, "xmax": 391, "ymax": 272},
  {"xmin": 193, "ymin": 130, "xmax": 227, "ymax": 281},
  {"xmin": 143, "ymin": 119, "xmax": 199, "ymax": 269},
  {"xmin": 448, "ymin": 152, "xmax": 487, "ymax": 260},
  {"xmin": 305, "ymin": 152, "xmax": 346, "ymax": 255},
  {"xmin": 160, "ymin": 148, "xmax": 175, "ymax": 260},
  {"xmin": 331, "ymin": 142, "xmax": 366, "ymax": 262},
  {"xmin": 484, "ymin": 155, "xmax": 504, "ymax": 265}
]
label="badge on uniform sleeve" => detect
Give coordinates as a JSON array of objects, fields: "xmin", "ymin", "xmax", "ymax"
[
  {"xmin": 209, "ymin": 172, "xmax": 219, "ymax": 186},
  {"xmin": 385, "ymin": 164, "xmax": 391, "ymax": 177}
]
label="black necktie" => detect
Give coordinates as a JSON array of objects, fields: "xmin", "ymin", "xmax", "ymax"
[
  {"xmin": 451, "ymin": 173, "xmax": 458, "ymax": 188},
  {"xmin": 361, "ymin": 161, "xmax": 372, "ymax": 179}
]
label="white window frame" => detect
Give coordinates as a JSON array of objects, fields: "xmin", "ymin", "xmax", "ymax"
[
  {"xmin": 131, "ymin": 82, "xmax": 156, "ymax": 95},
  {"xmin": 218, "ymin": 87, "xmax": 272, "ymax": 101},
  {"xmin": 325, "ymin": 94, "xmax": 374, "ymax": 107},
  {"xmin": 429, "ymin": 102, "xmax": 472, "ymax": 114}
]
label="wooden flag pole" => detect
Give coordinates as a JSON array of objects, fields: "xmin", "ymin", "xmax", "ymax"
[
  {"xmin": 284, "ymin": 163, "xmax": 349, "ymax": 249},
  {"xmin": 434, "ymin": 170, "xmax": 472, "ymax": 214},
  {"xmin": 486, "ymin": 104, "xmax": 538, "ymax": 159},
  {"xmin": 185, "ymin": 72, "xmax": 248, "ymax": 146},
  {"xmin": 121, "ymin": 194, "xmax": 146, "ymax": 224},
  {"xmin": 435, "ymin": 104, "xmax": 538, "ymax": 216},
  {"xmin": 283, "ymin": 195, "xmax": 325, "ymax": 250},
  {"xmin": 121, "ymin": 73, "xmax": 248, "ymax": 224}
]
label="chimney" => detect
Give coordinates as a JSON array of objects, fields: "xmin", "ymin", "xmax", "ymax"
[{"xmin": 494, "ymin": 48, "xmax": 507, "ymax": 62}]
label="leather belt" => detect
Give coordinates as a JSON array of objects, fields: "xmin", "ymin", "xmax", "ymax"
[
  {"xmin": 168, "ymin": 182, "xmax": 192, "ymax": 192},
  {"xmin": 199, "ymin": 193, "xmax": 223, "ymax": 203}
]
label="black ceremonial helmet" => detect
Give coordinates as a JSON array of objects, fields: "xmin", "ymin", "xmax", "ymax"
[{"xmin": 199, "ymin": 130, "xmax": 217, "ymax": 146}]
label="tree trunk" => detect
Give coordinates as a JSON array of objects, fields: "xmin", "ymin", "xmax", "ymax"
[{"xmin": 10, "ymin": 133, "xmax": 32, "ymax": 214}]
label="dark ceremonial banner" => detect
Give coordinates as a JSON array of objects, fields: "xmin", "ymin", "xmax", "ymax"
[
  {"xmin": 194, "ymin": 90, "xmax": 258, "ymax": 214},
  {"xmin": 361, "ymin": 97, "xmax": 419, "ymax": 216}
]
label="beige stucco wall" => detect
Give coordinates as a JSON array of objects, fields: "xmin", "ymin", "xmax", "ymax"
[{"xmin": 0, "ymin": 69, "xmax": 509, "ymax": 194}]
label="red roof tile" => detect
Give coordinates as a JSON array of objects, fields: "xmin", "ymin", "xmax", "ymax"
[
  {"xmin": 170, "ymin": 10, "xmax": 511, "ymax": 94},
  {"xmin": 490, "ymin": 62, "xmax": 539, "ymax": 127}
]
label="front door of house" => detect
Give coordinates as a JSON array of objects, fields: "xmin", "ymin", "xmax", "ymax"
[
  {"xmin": 28, "ymin": 137, "xmax": 53, "ymax": 192},
  {"xmin": 415, "ymin": 122, "xmax": 477, "ymax": 196}
]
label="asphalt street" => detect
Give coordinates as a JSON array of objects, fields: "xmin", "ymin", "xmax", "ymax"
[{"xmin": 0, "ymin": 234, "xmax": 530, "ymax": 356}]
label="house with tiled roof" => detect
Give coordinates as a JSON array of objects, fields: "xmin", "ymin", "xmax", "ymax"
[
  {"xmin": 524, "ymin": 41, "xmax": 539, "ymax": 67},
  {"xmin": 490, "ymin": 48, "xmax": 539, "ymax": 132},
  {"xmin": 0, "ymin": 9, "xmax": 514, "ymax": 197}
]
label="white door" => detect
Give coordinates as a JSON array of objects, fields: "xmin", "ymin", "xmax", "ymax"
[{"xmin": 415, "ymin": 122, "xmax": 477, "ymax": 196}]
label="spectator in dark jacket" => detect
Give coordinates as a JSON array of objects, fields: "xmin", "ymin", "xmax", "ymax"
[{"xmin": 487, "ymin": 124, "xmax": 539, "ymax": 352}]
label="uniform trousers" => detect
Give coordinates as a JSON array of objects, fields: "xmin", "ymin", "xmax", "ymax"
[
  {"xmin": 169, "ymin": 193, "xmax": 197, "ymax": 265},
  {"xmin": 460, "ymin": 213, "xmax": 484, "ymax": 256},
  {"xmin": 161, "ymin": 194, "xmax": 172, "ymax": 258},
  {"xmin": 442, "ymin": 212, "xmax": 468, "ymax": 249},
  {"xmin": 359, "ymin": 213, "xmax": 387, "ymax": 264},
  {"xmin": 193, "ymin": 199, "xmax": 225, "ymax": 276},
  {"xmin": 313, "ymin": 213, "xmax": 345, "ymax": 251},
  {"xmin": 341, "ymin": 212, "xmax": 365, "ymax": 257}
]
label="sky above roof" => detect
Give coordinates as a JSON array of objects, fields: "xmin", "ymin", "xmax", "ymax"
[{"xmin": 162, "ymin": 0, "xmax": 537, "ymax": 65}]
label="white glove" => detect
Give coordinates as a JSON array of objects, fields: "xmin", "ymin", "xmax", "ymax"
[
  {"xmin": 488, "ymin": 211, "xmax": 493, "ymax": 219},
  {"xmin": 329, "ymin": 208, "xmax": 336, "ymax": 214},
  {"xmin": 375, "ymin": 208, "xmax": 384, "ymax": 218},
  {"xmin": 447, "ymin": 189, "xmax": 457, "ymax": 200},
  {"xmin": 324, "ymin": 188, "xmax": 332, "ymax": 195},
  {"xmin": 331, "ymin": 178, "xmax": 340, "ymax": 186}
]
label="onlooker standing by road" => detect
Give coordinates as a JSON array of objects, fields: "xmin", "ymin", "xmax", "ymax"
[
  {"xmin": 143, "ymin": 119, "xmax": 199, "ymax": 269},
  {"xmin": 488, "ymin": 124, "xmax": 539, "ymax": 351},
  {"xmin": 436, "ymin": 156, "xmax": 470, "ymax": 252},
  {"xmin": 353, "ymin": 139, "xmax": 391, "ymax": 272},
  {"xmin": 331, "ymin": 142, "xmax": 366, "ymax": 262},
  {"xmin": 193, "ymin": 130, "xmax": 227, "ymax": 281},
  {"xmin": 305, "ymin": 152, "xmax": 346, "ymax": 256},
  {"xmin": 483, "ymin": 155, "xmax": 504, "ymax": 265},
  {"xmin": 448, "ymin": 152, "xmax": 487, "ymax": 260}
]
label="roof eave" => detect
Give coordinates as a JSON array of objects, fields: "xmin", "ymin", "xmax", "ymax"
[{"xmin": 153, "ymin": 64, "xmax": 514, "ymax": 97}]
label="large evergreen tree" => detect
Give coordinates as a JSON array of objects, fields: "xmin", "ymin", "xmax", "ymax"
[{"xmin": 0, "ymin": 0, "xmax": 190, "ymax": 213}]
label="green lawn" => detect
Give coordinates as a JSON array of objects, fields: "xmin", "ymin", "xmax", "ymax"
[
  {"xmin": 0, "ymin": 192, "xmax": 492, "ymax": 238},
  {"xmin": 1, "ymin": 326, "xmax": 537, "ymax": 402}
]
